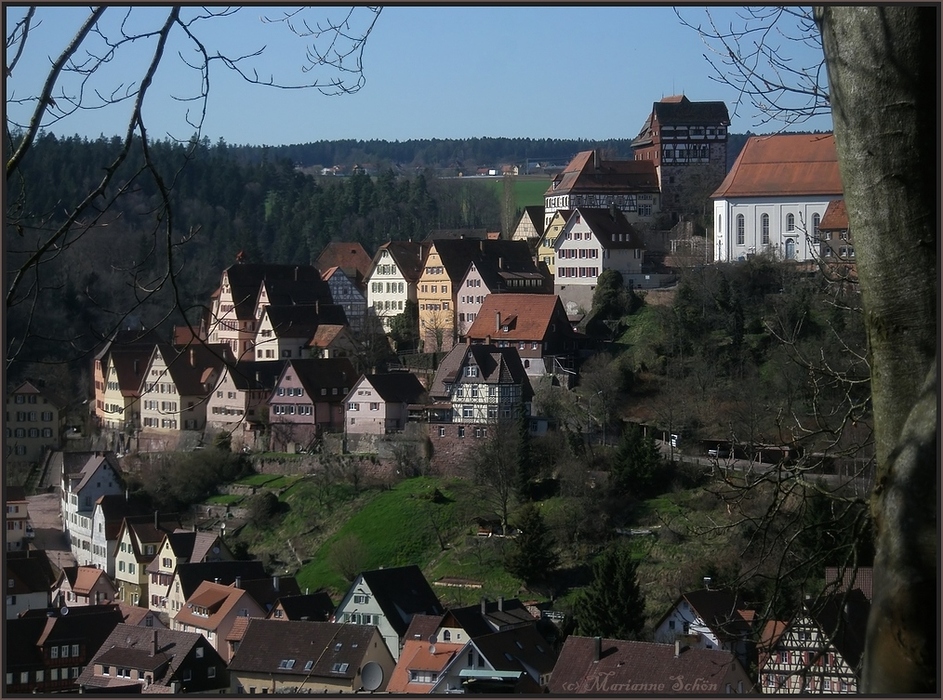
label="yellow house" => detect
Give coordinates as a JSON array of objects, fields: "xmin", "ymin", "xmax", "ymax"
[
  {"xmin": 536, "ymin": 210, "xmax": 574, "ymax": 276},
  {"xmin": 417, "ymin": 238, "xmax": 538, "ymax": 354}
]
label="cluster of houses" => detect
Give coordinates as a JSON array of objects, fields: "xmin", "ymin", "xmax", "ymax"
[
  {"xmin": 5, "ymin": 94, "xmax": 854, "ymax": 467},
  {"xmin": 5, "ymin": 458, "xmax": 873, "ymax": 695},
  {"xmin": 5, "ymin": 93, "xmax": 863, "ymax": 693}
]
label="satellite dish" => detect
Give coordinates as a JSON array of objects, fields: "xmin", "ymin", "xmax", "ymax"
[
  {"xmin": 428, "ymin": 634, "xmax": 437, "ymax": 655},
  {"xmin": 212, "ymin": 546, "xmax": 220, "ymax": 554},
  {"xmin": 361, "ymin": 661, "xmax": 384, "ymax": 692},
  {"xmin": 60, "ymin": 607, "xmax": 69, "ymax": 616}
]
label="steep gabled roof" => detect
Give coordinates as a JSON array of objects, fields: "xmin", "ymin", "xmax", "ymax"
[
  {"xmin": 546, "ymin": 151, "xmax": 659, "ymax": 197},
  {"xmin": 359, "ymin": 372, "xmax": 427, "ymax": 405},
  {"xmin": 57, "ymin": 565, "xmax": 115, "ymax": 596},
  {"xmin": 467, "ymin": 248, "xmax": 552, "ymax": 295},
  {"xmin": 403, "ymin": 613, "xmax": 445, "ymax": 643},
  {"xmin": 77, "ymin": 623, "xmax": 226, "ymax": 692},
  {"xmin": 116, "ymin": 513, "xmax": 181, "ymax": 563},
  {"xmin": 95, "ymin": 493, "xmax": 149, "ymax": 541},
  {"xmin": 224, "ymin": 262, "xmax": 325, "ymax": 320},
  {"xmin": 107, "ymin": 346, "xmax": 154, "ymax": 397},
  {"xmin": 173, "ymin": 560, "xmax": 267, "ymax": 601},
  {"xmin": 228, "ymin": 618, "xmax": 385, "ymax": 681},
  {"xmin": 9, "ymin": 606, "xmax": 125, "ymax": 670},
  {"xmin": 632, "ymin": 94, "xmax": 731, "ymax": 147},
  {"xmin": 372, "ymin": 240, "xmax": 430, "ymax": 283},
  {"xmin": 148, "ymin": 342, "xmax": 232, "ymax": 397},
  {"xmin": 221, "ymin": 360, "xmax": 285, "ymax": 392},
  {"xmin": 549, "ymin": 636, "xmax": 748, "ymax": 694},
  {"xmin": 308, "ymin": 324, "xmax": 355, "ymax": 350},
  {"xmin": 257, "ymin": 275, "xmax": 335, "ymax": 310},
  {"xmin": 472, "ymin": 624, "xmax": 557, "ymax": 677},
  {"xmin": 466, "ymin": 294, "xmax": 572, "ymax": 343},
  {"xmin": 654, "ymin": 588, "xmax": 753, "ymax": 642},
  {"xmin": 566, "ymin": 207, "xmax": 646, "ymax": 250},
  {"xmin": 808, "ymin": 588, "xmax": 870, "ymax": 670},
  {"xmin": 428, "ymin": 344, "xmax": 533, "ymax": 400},
  {"xmin": 315, "ymin": 241, "xmax": 374, "ymax": 283},
  {"xmin": 262, "ymin": 304, "xmax": 349, "ymax": 340},
  {"xmin": 269, "ymin": 591, "xmax": 335, "ymax": 621},
  {"xmin": 445, "ymin": 598, "xmax": 536, "ymax": 638},
  {"xmin": 358, "ymin": 565, "xmax": 444, "ymax": 638},
  {"xmin": 7, "ymin": 550, "xmax": 58, "ymax": 595},
  {"xmin": 819, "ymin": 199, "xmax": 849, "ymax": 231},
  {"xmin": 711, "ymin": 133, "xmax": 842, "ymax": 199},
  {"xmin": 516, "ymin": 205, "xmax": 545, "ymax": 232},
  {"xmin": 387, "ymin": 638, "xmax": 464, "ymax": 693},
  {"xmin": 278, "ymin": 358, "xmax": 357, "ymax": 402},
  {"xmin": 240, "ymin": 576, "xmax": 302, "ymax": 613},
  {"xmin": 429, "ymin": 239, "xmax": 536, "ymax": 286},
  {"xmin": 174, "ymin": 580, "xmax": 258, "ymax": 630},
  {"xmin": 70, "ymin": 452, "xmax": 122, "ymax": 494}
]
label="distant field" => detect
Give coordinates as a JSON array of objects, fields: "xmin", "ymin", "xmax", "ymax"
[{"xmin": 481, "ymin": 175, "xmax": 550, "ymax": 212}]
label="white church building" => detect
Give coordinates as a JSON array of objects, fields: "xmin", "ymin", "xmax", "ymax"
[{"xmin": 712, "ymin": 133, "xmax": 843, "ymax": 263}]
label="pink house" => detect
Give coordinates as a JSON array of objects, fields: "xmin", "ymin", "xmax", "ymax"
[
  {"xmin": 267, "ymin": 358, "xmax": 357, "ymax": 452},
  {"xmin": 344, "ymin": 372, "xmax": 427, "ymax": 435}
]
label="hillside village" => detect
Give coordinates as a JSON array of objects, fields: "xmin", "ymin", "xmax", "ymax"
[{"xmin": 4, "ymin": 95, "xmax": 869, "ymax": 695}]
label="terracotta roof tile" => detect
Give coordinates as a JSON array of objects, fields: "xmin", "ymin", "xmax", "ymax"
[
  {"xmin": 819, "ymin": 199, "xmax": 849, "ymax": 231},
  {"xmin": 315, "ymin": 242, "xmax": 374, "ymax": 282},
  {"xmin": 712, "ymin": 133, "xmax": 842, "ymax": 198},
  {"xmin": 546, "ymin": 151, "xmax": 659, "ymax": 197},
  {"xmin": 466, "ymin": 294, "xmax": 571, "ymax": 342},
  {"xmin": 386, "ymin": 638, "xmax": 464, "ymax": 693}
]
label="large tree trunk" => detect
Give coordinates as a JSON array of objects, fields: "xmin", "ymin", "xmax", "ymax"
[{"xmin": 816, "ymin": 6, "xmax": 938, "ymax": 693}]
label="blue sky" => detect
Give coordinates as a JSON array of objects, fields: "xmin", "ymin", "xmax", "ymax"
[{"xmin": 5, "ymin": 6, "xmax": 834, "ymax": 146}]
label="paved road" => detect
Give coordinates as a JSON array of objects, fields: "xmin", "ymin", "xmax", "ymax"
[{"xmin": 25, "ymin": 491, "xmax": 76, "ymax": 570}]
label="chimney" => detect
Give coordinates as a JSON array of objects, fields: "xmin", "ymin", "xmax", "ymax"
[
  {"xmin": 151, "ymin": 628, "xmax": 158, "ymax": 656},
  {"xmin": 189, "ymin": 348, "xmax": 196, "ymax": 366},
  {"xmin": 481, "ymin": 597, "xmax": 487, "ymax": 615},
  {"xmin": 498, "ymin": 596, "xmax": 504, "ymax": 612},
  {"xmin": 610, "ymin": 201, "xmax": 618, "ymax": 220},
  {"xmin": 498, "ymin": 257, "xmax": 503, "ymax": 270},
  {"xmin": 273, "ymin": 575, "xmax": 279, "ymax": 592},
  {"xmin": 703, "ymin": 576, "xmax": 712, "ymax": 590},
  {"xmin": 133, "ymin": 359, "xmax": 140, "ymax": 375},
  {"xmin": 594, "ymin": 149, "xmax": 600, "ymax": 172},
  {"xmin": 215, "ymin": 577, "xmax": 220, "ymax": 584},
  {"xmin": 154, "ymin": 510, "xmax": 158, "ymax": 529},
  {"xmin": 594, "ymin": 636, "xmax": 601, "ymax": 662},
  {"xmin": 675, "ymin": 639, "xmax": 681, "ymax": 658},
  {"xmin": 294, "ymin": 266, "xmax": 299, "ymax": 281},
  {"xmin": 495, "ymin": 312, "xmax": 501, "ymax": 332},
  {"xmin": 479, "ymin": 240, "xmax": 484, "ymax": 252},
  {"xmin": 234, "ymin": 576, "xmax": 241, "ymax": 589}
]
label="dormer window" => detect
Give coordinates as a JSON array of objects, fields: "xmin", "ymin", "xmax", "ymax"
[{"xmin": 465, "ymin": 366, "xmax": 478, "ymax": 378}]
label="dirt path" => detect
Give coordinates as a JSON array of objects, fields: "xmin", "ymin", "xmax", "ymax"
[{"xmin": 25, "ymin": 491, "xmax": 76, "ymax": 570}]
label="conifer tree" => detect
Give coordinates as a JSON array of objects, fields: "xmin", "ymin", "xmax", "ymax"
[
  {"xmin": 575, "ymin": 541, "xmax": 646, "ymax": 640},
  {"xmin": 504, "ymin": 503, "xmax": 558, "ymax": 588}
]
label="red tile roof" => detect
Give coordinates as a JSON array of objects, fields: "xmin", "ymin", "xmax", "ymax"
[
  {"xmin": 315, "ymin": 242, "xmax": 374, "ymax": 282},
  {"xmin": 545, "ymin": 150, "xmax": 659, "ymax": 197},
  {"xmin": 712, "ymin": 133, "xmax": 842, "ymax": 198},
  {"xmin": 466, "ymin": 294, "xmax": 572, "ymax": 342},
  {"xmin": 819, "ymin": 199, "xmax": 849, "ymax": 231},
  {"xmin": 386, "ymin": 639, "xmax": 464, "ymax": 693}
]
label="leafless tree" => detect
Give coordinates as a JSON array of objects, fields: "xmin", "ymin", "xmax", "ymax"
[
  {"xmin": 6, "ymin": 6, "xmax": 382, "ymax": 369},
  {"xmin": 679, "ymin": 6, "xmax": 937, "ymax": 691}
]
